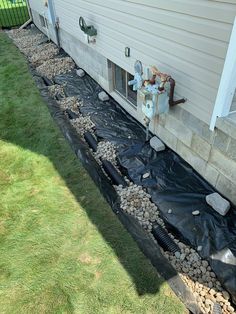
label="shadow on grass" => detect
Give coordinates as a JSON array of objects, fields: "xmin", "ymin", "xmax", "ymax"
[{"xmin": 0, "ymin": 34, "xmax": 176, "ymax": 298}]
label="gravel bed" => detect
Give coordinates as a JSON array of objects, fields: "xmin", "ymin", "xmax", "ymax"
[
  {"xmin": 87, "ymin": 117, "xmax": 235, "ymax": 313},
  {"xmin": 58, "ymin": 97, "xmax": 81, "ymax": 113},
  {"xmin": 8, "ymin": 26, "xmax": 235, "ymax": 314},
  {"xmin": 116, "ymin": 181, "xmax": 235, "ymax": 314},
  {"xmin": 95, "ymin": 141, "xmax": 117, "ymax": 165},
  {"xmin": 36, "ymin": 57, "xmax": 75, "ymax": 79},
  {"xmin": 14, "ymin": 33, "xmax": 45, "ymax": 51},
  {"xmin": 18, "ymin": 44, "xmax": 42, "ymax": 58},
  {"xmin": 116, "ymin": 183, "xmax": 161, "ymax": 232},
  {"xmin": 8, "ymin": 29, "xmax": 46, "ymax": 57},
  {"xmin": 70, "ymin": 116, "xmax": 95, "ymax": 136},
  {"xmin": 8, "ymin": 28, "xmax": 32, "ymax": 39},
  {"xmin": 165, "ymin": 246, "xmax": 235, "ymax": 314},
  {"xmin": 29, "ymin": 43, "xmax": 59, "ymax": 65},
  {"xmin": 48, "ymin": 84, "xmax": 66, "ymax": 99}
]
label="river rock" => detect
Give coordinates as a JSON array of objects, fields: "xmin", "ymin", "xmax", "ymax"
[
  {"xmin": 150, "ymin": 136, "xmax": 165, "ymax": 152},
  {"xmin": 76, "ymin": 68, "xmax": 85, "ymax": 77},
  {"xmin": 206, "ymin": 192, "xmax": 230, "ymax": 216},
  {"xmin": 98, "ymin": 91, "xmax": 109, "ymax": 102}
]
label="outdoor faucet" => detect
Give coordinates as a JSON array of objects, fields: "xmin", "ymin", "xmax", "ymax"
[
  {"xmin": 128, "ymin": 73, "xmax": 143, "ymax": 91},
  {"xmin": 128, "ymin": 60, "xmax": 143, "ymax": 91}
]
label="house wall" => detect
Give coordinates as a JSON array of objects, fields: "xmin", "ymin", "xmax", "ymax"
[
  {"xmin": 231, "ymin": 93, "xmax": 236, "ymax": 112},
  {"xmin": 29, "ymin": 0, "xmax": 236, "ymax": 124},
  {"xmin": 28, "ymin": 0, "xmax": 236, "ymax": 205}
]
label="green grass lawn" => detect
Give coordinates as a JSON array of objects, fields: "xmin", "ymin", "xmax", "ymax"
[
  {"xmin": 0, "ymin": 33, "xmax": 186, "ymax": 314},
  {"xmin": 0, "ymin": 0, "xmax": 29, "ymax": 27}
]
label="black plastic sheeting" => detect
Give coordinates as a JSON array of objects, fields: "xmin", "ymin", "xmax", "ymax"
[
  {"xmin": 53, "ymin": 72, "xmax": 236, "ymax": 303},
  {"xmin": 30, "ymin": 69, "xmax": 200, "ymax": 314}
]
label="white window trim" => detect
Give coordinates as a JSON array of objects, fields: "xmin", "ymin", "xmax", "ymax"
[{"xmin": 210, "ymin": 16, "xmax": 236, "ymax": 130}]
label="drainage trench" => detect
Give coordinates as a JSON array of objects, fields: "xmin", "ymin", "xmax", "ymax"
[{"xmin": 8, "ymin": 26, "xmax": 236, "ymax": 314}]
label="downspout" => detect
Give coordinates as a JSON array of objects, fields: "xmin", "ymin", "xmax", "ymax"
[
  {"xmin": 47, "ymin": 0, "xmax": 60, "ymax": 49},
  {"xmin": 54, "ymin": 17, "xmax": 60, "ymax": 49},
  {"xmin": 210, "ymin": 16, "xmax": 236, "ymax": 131},
  {"xmin": 43, "ymin": 13, "xmax": 50, "ymax": 41}
]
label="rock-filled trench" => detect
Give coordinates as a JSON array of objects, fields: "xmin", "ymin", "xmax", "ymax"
[{"xmin": 7, "ymin": 26, "xmax": 236, "ymax": 314}]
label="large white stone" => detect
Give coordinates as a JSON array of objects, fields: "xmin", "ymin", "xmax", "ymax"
[
  {"xmin": 76, "ymin": 69, "xmax": 85, "ymax": 77},
  {"xmin": 150, "ymin": 136, "xmax": 165, "ymax": 152},
  {"xmin": 206, "ymin": 192, "xmax": 230, "ymax": 216},
  {"xmin": 98, "ymin": 91, "xmax": 109, "ymax": 102}
]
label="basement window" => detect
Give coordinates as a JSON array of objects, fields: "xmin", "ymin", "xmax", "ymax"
[{"xmin": 113, "ymin": 64, "xmax": 137, "ymax": 107}]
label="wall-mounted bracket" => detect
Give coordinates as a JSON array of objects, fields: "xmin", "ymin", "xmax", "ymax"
[{"xmin": 79, "ymin": 17, "xmax": 97, "ymax": 43}]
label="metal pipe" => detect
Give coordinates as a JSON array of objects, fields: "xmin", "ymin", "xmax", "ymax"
[
  {"xmin": 144, "ymin": 117, "xmax": 150, "ymax": 142},
  {"xmin": 168, "ymin": 77, "xmax": 186, "ymax": 106}
]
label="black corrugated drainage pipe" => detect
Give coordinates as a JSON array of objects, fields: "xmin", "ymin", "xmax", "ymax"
[
  {"xmin": 102, "ymin": 160, "xmax": 127, "ymax": 187},
  {"xmin": 42, "ymin": 76, "xmax": 53, "ymax": 86},
  {"xmin": 65, "ymin": 109, "xmax": 79, "ymax": 120},
  {"xmin": 84, "ymin": 131, "xmax": 97, "ymax": 152},
  {"xmin": 152, "ymin": 223, "xmax": 180, "ymax": 253}
]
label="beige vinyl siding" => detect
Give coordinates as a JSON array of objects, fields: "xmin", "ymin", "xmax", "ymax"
[
  {"xmin": 28, "ymin": 0, "xmax": 45, "ymax": 13},
  {"xmin": 28, "ymin": 0, "xmax": 54, "ymax": 28},
  {"xmin": 30, "ymin": 0, "xmax": 236, "ymax": 124}
]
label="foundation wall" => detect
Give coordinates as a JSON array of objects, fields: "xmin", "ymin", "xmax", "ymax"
[{"xmin": 31, "ymin": 9, "xmax": 236, "ymax": 205}]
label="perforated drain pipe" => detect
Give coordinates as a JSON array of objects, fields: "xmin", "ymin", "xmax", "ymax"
[
  {"xmin": 84, "ymin": 131, "xmax": 97, "ymax": 152},
  {"xmin": 102, "ymin": 160, "xmax": 127, "ymax": 187},
  {"xmin": 152, "ymin": 223, "xmax": 180, "ymax": 253}
]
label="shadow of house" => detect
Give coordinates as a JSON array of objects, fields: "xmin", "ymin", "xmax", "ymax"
[
  {"xmin": 0, "ymin": 42, "xmax": 167, "ymax": 299},
  {"xmin": 0, "ymin": 33, "xmax": 201, "ymax": 313}
]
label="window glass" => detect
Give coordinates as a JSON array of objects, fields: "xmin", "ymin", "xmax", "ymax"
[
  {"xmin": 127, "ymin": 73, "xmax": 137, "ymax": 105},
  {"xmin": 113, "ymin": 64, "xmax": 137, "ymax": 107},
  {"xmin": 114, "ymin": 65, "xmax": 126, "ymax": 97}
]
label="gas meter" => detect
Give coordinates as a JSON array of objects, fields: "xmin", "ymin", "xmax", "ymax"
[
  {"xmin": 140, "ymin": 83, "xmax": 169, "ymax": 120},
  {"xmin": 129, "ymin": 61, "xmax": 186, "ymax": 141}
]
